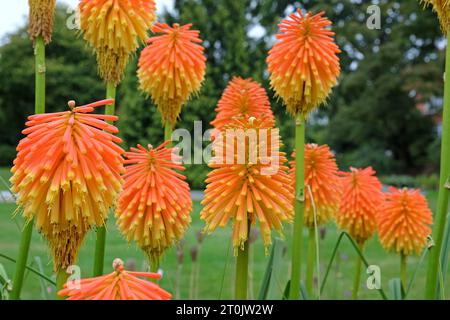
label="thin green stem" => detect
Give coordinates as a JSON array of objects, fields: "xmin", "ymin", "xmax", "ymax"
[
  {"xmin": 0, "ymin": 253, "xmax": 55, "ymax": 286},
  {"xmin": 56, "ymin": 269, "xmax": 68, "ymax": 300},
  {"xmin": 425, "ymin": 31, "xmax": 450, "ymax": 300},
  {"xmin": 11, "ymin": 36, "xmax": 46, "ymax": 300},
  {"xmin": 400, "ymin": 254, "xmax": 407, "ymax": 290},
  {"xmin": 352, "ymin": 242, "xmax": 363, "ymax": 300},
  {"xmin": 93, "ymin": 82, "xmax": 116, "ymax": 277},
  {"xmin": 305, "ymin": 228, "xmax": 316, "ymax": 297},
  {"xmin": 164, "ymin": 123, "xmax": 173, "ymax": 144},
  {"xmin": 290, "ymin": 113, "xmax": 306, "ymax": 300},
  {"xmin": 320, "ymin": 232, "xmax": 387, "ymax": 300},
  {"xmin": 235, "ymin": 223, "xmax": 251, "ymax": 300}
]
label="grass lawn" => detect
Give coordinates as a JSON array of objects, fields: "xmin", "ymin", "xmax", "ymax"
[{"xmin": 0, "ymin": 189, "xmax": 447, "ymax": 300}]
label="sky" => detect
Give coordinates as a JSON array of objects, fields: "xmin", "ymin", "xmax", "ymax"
[{"xmin": 0, "ymin": 0, "xmax": 175, "ymax": 39}]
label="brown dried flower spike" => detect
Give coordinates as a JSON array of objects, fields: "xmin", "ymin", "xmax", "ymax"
[{"xmin": 28, "ymin": 0, "xmax": 56, "ymax": 45}]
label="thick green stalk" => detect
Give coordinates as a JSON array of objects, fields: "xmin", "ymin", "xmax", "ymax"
[
  {"xmin": 425, "ymin": 31, "xmax": 450, "ymax": 299},
  {"xmin": 235, "ymin": 223, "xmax": 251, "ymax": 300},
  {"xmin": 93, "ymin": 82, "xmax": 116, "ymax": 276},
  {"xmin": 11, "ymin": 36, "xmax": 46, "ymax": 300},
  {"xmin": 400, "ymin": 254, "xmax": 407, "ymax": 290},
  {"xmin": 352, "ymin": 243, "xmax": 363, "ymax": 300},
  {"xmin": 289, "ymin": 114, "xmax": 306, "ymax": 300},
  {"xmin": 305, "ymin": 228, "xmax": 316, "ymax": 297},
  {"xmin": 56, "ymin": 269, "xmax": 68, "ymax": 300}
]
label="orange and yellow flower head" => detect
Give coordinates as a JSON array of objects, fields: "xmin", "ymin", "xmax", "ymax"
[
  {"xmin": 58, "ymin": 258, "xmax": 172, "ymax": 300},
  {"xmin": 138, "ymin": 23, "xmax": 206, "ymax": 126},
  {"xmin": 211, "ymin": 77, "xmax": 275, "ymax": 132},
  {"xmin": 378, "ymin": 187, "xmax": 433, "ymax": 255},
  {"xmin": 201, "ymin": 116, "xmax": 293, "ymax": 253},
  {"xmin": 267, "ymin": 10, "xmax": 341, "ymax": 116},
  {"xmin": 421, "ymin": 0, "xmax": 450, "ymax": 34},
  {"xmin": 336, "ymin": 167, "xmax": 383, "ymax": 244},
  {"xmin": 79, "ymin": 0, "xmax": 157, "ymax": 85},
  {"xmin": 28, "ymin": 0, "xmax": 56, "ymax": 45},
  {"xmin": 116, "ymin": 142, "xmax": 192, "ymax": 262},
  {"xmin": 290, "ymin": 144, "xmax": 342, "ymax": 228},
  {"xmin": 10, "ymin": 99, "xmax": 124, "ymax": 270}
]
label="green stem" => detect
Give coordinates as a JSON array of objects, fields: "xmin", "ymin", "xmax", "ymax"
[
  {"xmin": 164, "ymin": 123, "xmax": 173, "ymax": 145},
  {"xmin": 290, "ymin": 113, "xmax": 306, "ymax": 300},
  {"xmin": 425, "ymin": 31, "xmax": 450, "ymax": 300},
  {"xmin": 305, "ymin": 228, "xmax": 316, "ymax": 297},
  {"xmin": 352, "ymin": 242, "xmax": 363, "ymax": 300},
  {"xmin": 235, "ymin": 223, "xmax": 251, "ymax": 300},
  {"xmin": 400, "ymin": 254, "xmax": 407, "ymax": 290},
  {"xmin": 93, "ymin": 82, "xmax": 116, "ymax": 277},
  {"xmin": 11, "ymin": 36, "xmax": 46, "ymax": 300},
  {"xmin": 56, "ymin": 269, "xmax": 68, "ymax": 300},
  {"xmin": 10, "ymin": 221, "xmax": 34, "ymax": 300}
]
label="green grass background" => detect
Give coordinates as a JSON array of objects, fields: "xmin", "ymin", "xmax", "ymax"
[{"xmin": 0, "ymin": 167, "xmax": 448, "ymax": 300}]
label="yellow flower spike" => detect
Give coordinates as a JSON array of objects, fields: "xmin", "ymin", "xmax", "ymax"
[
  {"xmin": 421, "ymin": 0, "xmax": 450, "ymax": 34},
  {"xmin": 267, "ymin": 10, "xmax": 341, "ymax": 116},
  {"xmin": 28, "ymin": 0, "xmax": 56, "ymax": 45},
  {"xmin": 201, "ymin": 116, "xmax": 293, "ymax": 253},
  {"xmin": 10, "ymin": 99, "xmax": 124, "ymax": 271},
  {"xmin": 116, "ymin": 142, "xmax": 192, "ymax": 263},
  {"xmin": 79, "ymin": 0, "xmax": 157, "ymax": 85},
  {"xmin": 138, "ymin": 23, "xmax": 206, "ymax": 127}
]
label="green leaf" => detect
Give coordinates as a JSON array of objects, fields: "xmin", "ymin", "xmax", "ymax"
[
  {"xmin": 299, "ymin": 282, "xmax": 309, "ymax": 300},
  {"xmin": 34, "ymin": 257, "xmax": 51, "ymax": 300},
  {"xmin": 320, "ymin": 232, "xmax": 388, "ymax": 300},
  {"xmin": 258, "ymin": 238, "xmax": 285, "ymax": 300},
  {"xmin": 0, "ymin": 253, "xmax": 55, "ymax": 286},
  {"xmin": 389, "ymin": 278, "xmax": 404, "ymax": 300},
  {"xmin": 257, "ymin": 240, "xmax": 275, "ymax": 300},
  {"xmin": 282, "ymin": 281, "xmax": 290, "ymax": 300},
  {"xmin": 0, "ymin": 264, "xmax": 12, "ymax": 300}
]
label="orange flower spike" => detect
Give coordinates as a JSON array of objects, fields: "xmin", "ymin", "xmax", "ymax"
[
  {"xmin": 211, "ymin": 77, "xmax": 275, "ymax": 132},
  {"xmin": 79, "ymin": 0, "xmax": 157, "ymax": 84},
  {"xmin": 378, "ymin": 187, "xmax": 433, "ymax": 255},
  {"xmin": 267, "ymin": 10, "xmax": 341, "ymax": 116},
  {"xmin": 116, "ymin": 142, "xmax": 192, "ymax": 262},
  {"xmin": 10, "ymin": 99, "xmax": 124, "ymax": 271},
  {"xmin": 290, "ymin": 144, "xmax": 342, "ymax": 228},
  {"xmin": 28, "ymin": 0, "xmax": 56, "ymax": 45},
  {"xmin": 58, "ymin": 258, "xmax": 172, "ymax": 300},
  {"xmin": 201, "ymin": 117, "xmax": 293, "ymax": 253},
  {"xmin": 138, "ymin": 23, "xmax": 206, "ymax": 126},
  {"xmin": 336, "ymin": 167, "xmax": 383, "ymax": 244}
]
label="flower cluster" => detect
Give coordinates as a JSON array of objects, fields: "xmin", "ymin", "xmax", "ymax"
[
  {"xmin": 290, "ymin": 144, "xmax": 342, "ymax": 228},
  {"xmin": 201, "ymin": 117, "xmax": 293, "ymax": 252},
  {"xmin": 378, "ymin": 187, "xmax": 433, "ymax": 255},
  {"xmin": 267, "ymin": 10, "xmax": 341, "ymax": 116},
  {"xmin": 79, "ymin": 0, "xmax": 157, "ymax": 84},
  {"xmin": 10, "ymin": 100, "xmax": 124, "ymax": 270},
  {"xmin": 58, "ymin": 258, "xmax": 171, "ymax": 300},
  {"xmin": 138, "ymin": 23, "xmax": 206, "ymax": 126},
  {"xmin": 116, "ymin": 142, "xmax": 192, "ymax": 262},
  {"xmin": 211, "ymin": 77, "xmax": 274, "ymax": 132}
]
